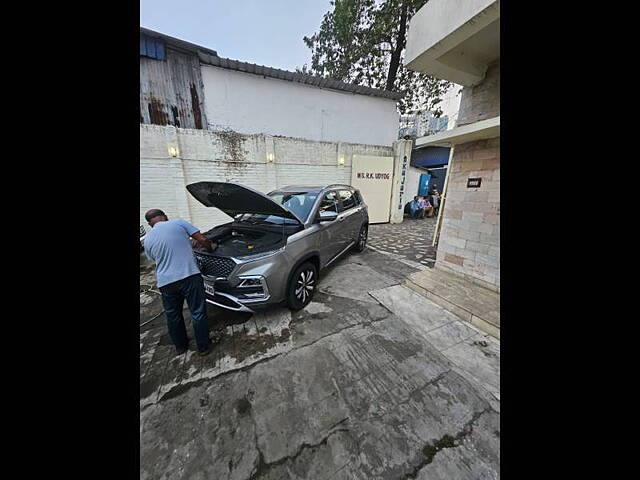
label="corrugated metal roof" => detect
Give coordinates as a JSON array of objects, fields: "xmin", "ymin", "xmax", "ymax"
[
  {"xmin": 140, "ymin": 27, "xmax": 402, "ymax": 102},
  {"xmin": 140, "ymin": 27, "xmax": 218, "ymax": 56}
]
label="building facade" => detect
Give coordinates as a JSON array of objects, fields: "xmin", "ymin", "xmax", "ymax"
[
  {"xmin": 140, "ymin": 27, "xmax": 410, "ymax": 228},
  {"xmin": 405, "ymin": 0, "xmax": 500, "ymax": 291}
]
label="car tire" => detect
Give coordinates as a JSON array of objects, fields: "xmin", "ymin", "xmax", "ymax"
[
  {"xmin": 287, "ymin": 261, "xmax": 318, "ymax": 310},
  {"xmin": 353, "ymin": 224, "xmax": 368, "ymax": 252}
]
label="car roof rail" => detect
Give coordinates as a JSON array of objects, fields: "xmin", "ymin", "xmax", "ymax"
[{"xmin": 324, "ymin": 183, "xmax": 353, "ymax": 190}]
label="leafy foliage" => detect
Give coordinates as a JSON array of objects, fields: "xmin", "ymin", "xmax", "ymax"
[{"xmin": 299, "ymin": 0, "xmax": 452, "ymax": 115}]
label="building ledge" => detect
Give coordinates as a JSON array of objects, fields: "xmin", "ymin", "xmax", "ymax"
[
  {"xmin": 414, "ymin": 116, "xmax": 499, "ymax": 148},
  {"xmin": 404, "ymin": 0, "xmax": 500, "ymax": 86}
]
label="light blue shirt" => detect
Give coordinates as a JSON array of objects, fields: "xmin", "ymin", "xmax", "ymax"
[
  {"xmin": 410, "ymin": 200, "xmax": 422, "ymax": 214},
  {"xmin": 144, "ymin": 219, "xmax": 201, "ymax": 288}
]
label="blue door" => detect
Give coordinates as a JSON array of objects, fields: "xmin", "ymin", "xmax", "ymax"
[{"xmin": 418, "ymin": 173, "xmax": 431, "ymax": 196}]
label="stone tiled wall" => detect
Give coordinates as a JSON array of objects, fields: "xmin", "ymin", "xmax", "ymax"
[
  {"xmin": 457, "ymin": 61, "xmax": 500, "ymax": 127},
  {"xmin": 435, "ymin": 137, "xmax": 500, "ymax": 290}
]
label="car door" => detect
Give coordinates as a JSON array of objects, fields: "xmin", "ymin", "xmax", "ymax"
[
  {"xmin": 338, "ymin": 189, "xmax": 362, "ymax": 245},
  {"xmin": 316, "ymin": 190, "xmax": 345, "ymax": 266}
]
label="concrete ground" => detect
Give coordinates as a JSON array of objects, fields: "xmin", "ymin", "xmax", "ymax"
[{"xmin": 140, "ymin": 241, "xmax": 500, "ymax": 479}]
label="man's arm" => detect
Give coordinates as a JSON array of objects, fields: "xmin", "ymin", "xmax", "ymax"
[
  {"xmin": 174, "ymin": 219, "xmax": 216, "ymax": 251},
  {"xmin": 191, "ymin": 231, "xmax": 216, "ymax": 251}
]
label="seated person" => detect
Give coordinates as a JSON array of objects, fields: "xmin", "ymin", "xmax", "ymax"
[
  {"xmin": 409, "ymin": 196, "xmax": 425, "ymax": 219},
  {"xmin": 419, "ymin": 196, "xmax": 435, "ymax": 218}
]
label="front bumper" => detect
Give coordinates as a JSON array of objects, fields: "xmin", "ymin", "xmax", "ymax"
[
  {"xmin": 202, "ymin": 276, "xmax": 273, "ymax": 313},
  {"xmin": 196, "ymin": 247, "xmax": 291, "ymax": 313}
]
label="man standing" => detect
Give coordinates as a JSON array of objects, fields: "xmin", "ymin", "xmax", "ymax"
[
  {"xmin": 143, "ymin": 209, "xmax": 215, "ymax": 356},
  {"xmin": 429, "ymin": 185, "xmax": 441, "ymax": 213}
]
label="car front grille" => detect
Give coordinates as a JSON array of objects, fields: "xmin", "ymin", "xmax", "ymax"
[{"xmin": 194, "ymin": 253, "xmax": 236, "ymax": 278}]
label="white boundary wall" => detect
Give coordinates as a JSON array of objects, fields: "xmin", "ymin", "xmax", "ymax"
[
  {"xmin": 201, "ymin": 65, "xmax": 399, "ymax": 146},
  {"xmin": 140, "ymin": 125, "xmax": 411, "ymax": 230}
]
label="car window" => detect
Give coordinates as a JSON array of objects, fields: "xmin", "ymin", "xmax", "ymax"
[
  {"xmin": 338, "ymin": 190, "xmax": 356, "ymax": 211},
  {"xmin": 319, "ymin": 191, "xmax": 339, "ymax": 213}
]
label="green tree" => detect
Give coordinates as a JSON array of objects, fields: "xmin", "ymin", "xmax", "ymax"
[{"xmin": 300, "ymin": 0, "xmax": 452, "ymax": 116}]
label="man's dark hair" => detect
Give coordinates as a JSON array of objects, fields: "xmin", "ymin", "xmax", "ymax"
[{"xmin": 145, "ymin": 209, "xmax": 166, "ymax": 222}]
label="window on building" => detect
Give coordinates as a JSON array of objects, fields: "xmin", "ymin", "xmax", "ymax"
[
  {"xmin": 338, "ymin": 190, "xmax": 356, "ymax": 211},
  {"xmin": 140, "ymin": 35, "xmax": 166, "ymax": 61},
  {"xmin": 319, "ymin": 191, "xmax": 339, "ymax": 213}
]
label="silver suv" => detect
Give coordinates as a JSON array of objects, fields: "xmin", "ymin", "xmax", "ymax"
[{"xmin": 186, "ymin": 182, "xmax": 369, "ymax": 312}]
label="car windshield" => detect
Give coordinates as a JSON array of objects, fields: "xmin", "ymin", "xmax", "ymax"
[
  {"xmin": 269, "ymin": 191, "xmax": 319, "ymax": 222},
  {"xmin": 234, "ymin": 213, "xmax": 299, "ymax": 226},
  {"xmin": 234, "ymin": 191, "xmax": 318, "ymax": 225}
]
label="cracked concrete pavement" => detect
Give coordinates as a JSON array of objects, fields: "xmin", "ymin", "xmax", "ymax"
[{"xmin": 140, "ymin": 246, "xmax": 500, "ymax": 479}]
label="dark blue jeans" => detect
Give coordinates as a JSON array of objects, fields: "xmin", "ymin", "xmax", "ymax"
[
  {"xmin": 411, "ymin": 208, "xmax": 425, "ymax": 219},
  {"xmin": 159, "ymin": 274, "xmax": 210, "ymax": 352}
]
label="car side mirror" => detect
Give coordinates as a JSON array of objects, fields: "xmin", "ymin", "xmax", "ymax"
[{"xmin": 317, "ymin": 210, "xmax": 338, "ymax": 222}]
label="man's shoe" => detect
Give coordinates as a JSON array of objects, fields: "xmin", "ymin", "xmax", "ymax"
[
  {"xmin": 197, "ymin": 348, "xmax": 211, "ymax": 357},
  {"xmin": 175, "ymin": 347, "xmax": 188, "ymax": 355}
]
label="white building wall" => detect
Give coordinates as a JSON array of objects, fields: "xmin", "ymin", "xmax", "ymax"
[
  {"xmin": 140, "ymin": 125, "xmax": 397, "ymax": 230},
  {"xmin": 201, "ymin": 65, "xmax": 399, "ymax": 146}
]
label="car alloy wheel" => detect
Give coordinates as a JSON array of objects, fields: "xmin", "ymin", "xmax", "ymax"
[
  {"xmin": 359, "ymin": 227, "xmax": 367, "ymax": 248},
  {"xmin": 354, "ymin": 225, "xmax": 368, "ymax": 252},
  {"xmin": 295, "ymin": 269, "xmax": 315, "ymax": 303},
  {"xmin": 288, "ymin": 261, "xmax": 318, "ymax": 310}
]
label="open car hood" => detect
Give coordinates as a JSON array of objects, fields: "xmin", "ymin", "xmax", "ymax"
[{"xmin": 186, "ymin": 182, "xmax": 303, "ymax": 224}]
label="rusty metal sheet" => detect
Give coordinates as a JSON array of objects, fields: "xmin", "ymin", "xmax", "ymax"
[{"xmin": 140, "ymin": 47, "xmax": 207, "ymax": 129}]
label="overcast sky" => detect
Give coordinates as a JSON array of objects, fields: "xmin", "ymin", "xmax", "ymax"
[{"xmin": 140, "ymin": 0, "xmax": 331, "ymax": 71}]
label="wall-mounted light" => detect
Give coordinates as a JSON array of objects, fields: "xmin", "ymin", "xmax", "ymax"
[
  {"xmin": 266, "ymin": 153, "xmax": 275, "ymax": 163},
  {"xmin": 338, "ymin": 156, "xmax": 345, "ymax": 166},
  {"xmin": 168, "ymin": 145, "xmax": 180, "ymax": 158}
]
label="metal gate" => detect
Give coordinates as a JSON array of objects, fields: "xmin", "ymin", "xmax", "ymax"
[{"xmin": 351, "ymin": 155, "xmax": 395, "ymax": 224}]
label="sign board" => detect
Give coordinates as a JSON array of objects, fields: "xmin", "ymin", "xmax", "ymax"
[
  {"xmin": 351, "ymin": 155, "xmax": 394, "ymax": 224},
  {"xmin": 467, "ymin": 177, "xmax": 482, "ymax": 188},
  {"xmin": 397, "ymin": 155, "xmax": 408, "ymax": 212}
]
